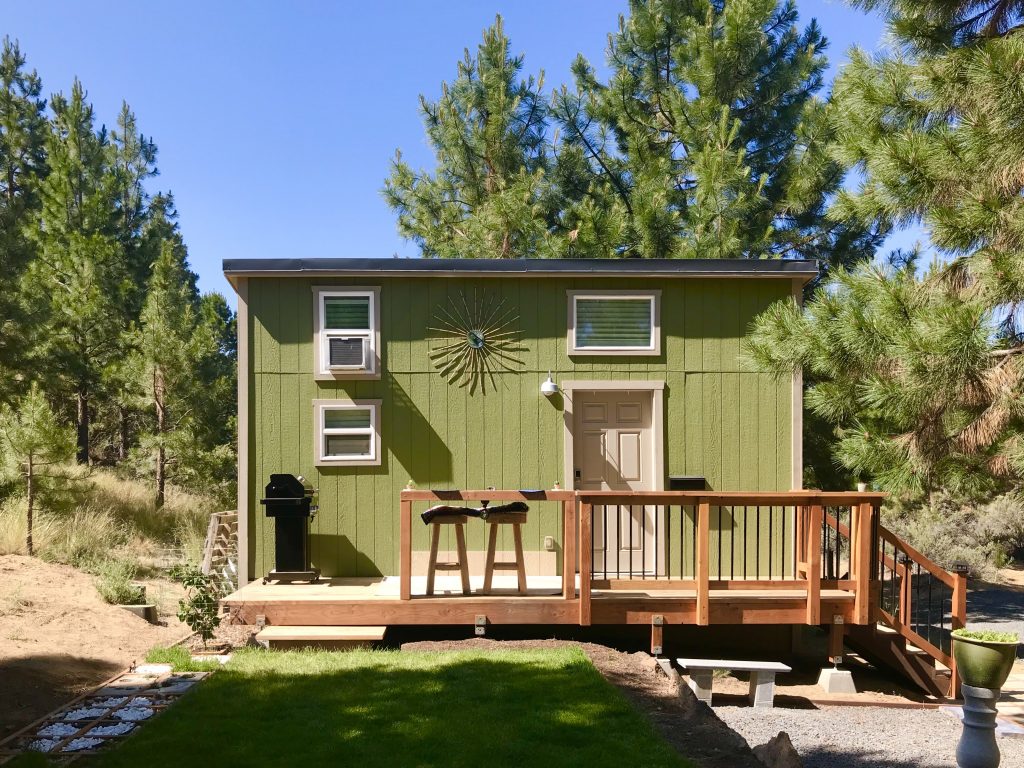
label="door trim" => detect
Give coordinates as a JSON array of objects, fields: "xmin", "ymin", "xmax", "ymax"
[{"xmin": 561, "ymin": 380, "xmax": 665, "ymax": 494}]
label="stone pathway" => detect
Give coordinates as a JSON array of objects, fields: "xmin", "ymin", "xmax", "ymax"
[{"xmin": 0, "ymin": 663, "xmax": 209, "ymax": 763}]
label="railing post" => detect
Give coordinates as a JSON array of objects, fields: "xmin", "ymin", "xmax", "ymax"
[
  {"xmin": 950, "ymin": 563, "xmax": 969, "ymax": 698},
  {"xmin": 854, "ymin": 501, "xmax": 875, "ymax": 624},
  {"xmin": 400, "ymin": 496, "xmax": 412, "ymax": 601},
  {"xmin": 806, "ymin": 504, "xmax": 822, "ymax": 625},
  {"xmin": 899, "ymin": 555, "xmax": 913, "ymax": 627},
  {"xmin": 562, "ymin": 496, "xmax": 577, "ymax": 601},
  {"xmin": 579, "ymin": 500, "xmax": 592, "ymax": 626},
  {"xmin": 696, "ymin": 499, "xmax": 710, "ymax": 626},
  {"xmin": 795, "ymin": 505, "xmax": 807, "ymax": 577}
]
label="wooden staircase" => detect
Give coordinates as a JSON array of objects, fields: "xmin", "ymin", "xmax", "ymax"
[
  {"xmin": 846, "ymin": 622, "xmax": 953, "ymax": 698},
  {"xmin": 836, "ymin": 516, "xmax": 967, "ymax": 699}
]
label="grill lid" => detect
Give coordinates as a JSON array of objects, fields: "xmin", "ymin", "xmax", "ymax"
[{"xmin": 262, "ymin": 473, "xmax": 314, "ymax": 500}]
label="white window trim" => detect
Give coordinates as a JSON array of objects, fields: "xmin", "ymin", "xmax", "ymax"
[
  {"xmin": 312, "ymin": 286, "xmax": 381, "ymax": 380},
  {"xmin": 314, "ymin": 399, "xmax": 382, "ymax": 467},
  {"xmin": 566, "ymin": 289, "xmax": 662, "ymax": 356}
]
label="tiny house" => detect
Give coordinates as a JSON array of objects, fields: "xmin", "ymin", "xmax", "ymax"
[
  {"xmin": 224, "ymin": 258, "xmax": 810, "ymax": 584},
  {"xmin": 223, "ymin": 257, "xmax": 963, "ymax": 697}
]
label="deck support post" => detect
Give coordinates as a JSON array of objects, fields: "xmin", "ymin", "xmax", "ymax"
[
  {"xmin": 651, "ymin": 615, "xmax": 664, "ymax": 656},
  {"xmin": 696, "ymin": 500, "xmax": 710, "ymax": 626},
  {"xmin": 805, "ymin": 504, "xmax": 822, "ymax": 625},
  {"xmin": 827, "ymin": 616, "xmax": 845, "ymax": 663},
  {"xmin": 579, "ymin": 500, "xmax": 592, "ymax": 626},
  {"xmin": 400, "ymin": 498, "xmax": 412, "ymax": 601}
]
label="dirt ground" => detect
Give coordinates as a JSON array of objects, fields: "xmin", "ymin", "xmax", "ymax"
[{"xmin": 0, "ymin": 555, "xmax": 188, "ymax": 737}]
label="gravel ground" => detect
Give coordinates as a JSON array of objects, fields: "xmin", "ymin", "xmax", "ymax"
[
  {"xmin": 717, "ymin": 704, "xmax": 1024, "ymax": 768},
  {"xmin": 967, "ymin": 583, "xmax": 1024, "ymax": 657}
]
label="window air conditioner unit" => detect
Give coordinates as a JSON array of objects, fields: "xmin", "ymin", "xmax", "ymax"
[{"xmin": 327, "ymin": 336, "xmax": 368, "ymax": 369}]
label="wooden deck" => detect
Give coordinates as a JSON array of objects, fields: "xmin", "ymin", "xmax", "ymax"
[
  {"xmin": 225, "ymin": 575, "xmax": 858, "ymax": 627},
  {"xmin": 224, "ymin": 488, "xmax": 967, "ymax": 697}
]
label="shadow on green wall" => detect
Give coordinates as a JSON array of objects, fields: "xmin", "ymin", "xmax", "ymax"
[
  {"xmin": 387, "ymin": 374, "xmax": 452, "ymax": 483},
  {"xmin": 309, "ymin": 533, "xmax": 382, "ymax": 577}
]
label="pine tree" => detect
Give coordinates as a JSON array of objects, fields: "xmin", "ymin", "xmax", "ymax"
[
  {"xmin": 551, "ymin": 0, "xmax": 880, "ymax": 262},
  {"xmin": 749, "ymin": 0, "xmax": 1024, "ymax": 496},
  {"xmin": 747, "ymin": 257, "xmax": 1010, "ymax": 496},
  {"xmin": 0, "ymin": 38, "xmax": 47, "ymax": 402},
  {"xmin": 0, "ymin": 384, "xmax": 75, "ymax": 554},
  {"xmin": 109, "ymin": 101, "xmax": 158, "ymax": 314},
  {"xmin": 132, "ymin": 227, "xmax": 235, "ymax": 507},
  {"xmin": 134, "ymin": 237, "xmax": 201, "ymax": 507},
  {"xmin": 383, "ymin": 16, "xmax": 562, "ymax": 259},
  {"xmin": 28, "ymin": 80, "xmax": 126, "ymax": 464}
]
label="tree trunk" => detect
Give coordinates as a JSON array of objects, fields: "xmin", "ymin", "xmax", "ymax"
[
  {"xmin": 155, "ymin": 368, "xmax": 166, "ymax": 509},
  {"xmin": 119, "ymin": 405, "xmax": 130, "ymax": 462},
  {"xmin": 25, "ymin": 456, "xmax": 34, "ymax": 557},
  {"xmin": 76, "ymin": 386, "xmax": 90, "ymax": 465}
]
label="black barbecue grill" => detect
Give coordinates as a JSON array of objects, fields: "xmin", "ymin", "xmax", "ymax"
[{"xmin": 260, "ymin": 473, "xmax": 320, "ymax": 584}]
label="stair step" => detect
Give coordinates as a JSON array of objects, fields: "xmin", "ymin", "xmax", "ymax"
[
  {"xmin": 905, "ymin": 643, "xmax": 931, "ymax": 658},
  {"xmin": 256, "ymin": 625, "xmax": 387, "ymax": 649}
]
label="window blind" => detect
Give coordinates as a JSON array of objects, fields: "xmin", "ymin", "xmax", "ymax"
[
  {"xmin": 324, "ymin": 295, "xmax": 370, "ymax": 330},
  {"xmin": 324, "ymin": 409, "xmax": 372, "ymax": 430},
  {"xmin": 575, "ymin": 298, "xmax": 653, "ymax": 348}
]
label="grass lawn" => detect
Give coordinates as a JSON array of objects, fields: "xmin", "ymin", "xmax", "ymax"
[{"xmin": 92, "ymin": 646, "xmax": 692, "ymax": 768}]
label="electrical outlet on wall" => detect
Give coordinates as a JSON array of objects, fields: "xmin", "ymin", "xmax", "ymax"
[{"xmin": 544, "ymin": 536, "xmax": 555, "ymax": 551}]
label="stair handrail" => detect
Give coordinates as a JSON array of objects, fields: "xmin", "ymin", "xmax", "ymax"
[{"xmin": 874, "ymin": 519, "xmax": 968, "ymax": 696}]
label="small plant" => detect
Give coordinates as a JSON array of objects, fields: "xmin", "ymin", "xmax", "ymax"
[
  {"xmin": 145, "ymin": 645, "xmax": 222, "ymax": 672},
  {"xmin": 94, "ymin": 558, "xmax": 146, "ymax": 605},
  {"xmin": 170, "ymin": 564, "xmax": 221, "ymax": 646},
  {"xmin": 952, "ymin": 629, "xmax": 1019, "ymax": 643}
]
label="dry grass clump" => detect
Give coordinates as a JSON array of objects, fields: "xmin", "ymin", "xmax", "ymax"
[{"xmin": 0, "ymin": 466, "xmax": 224, "ymax": 602}]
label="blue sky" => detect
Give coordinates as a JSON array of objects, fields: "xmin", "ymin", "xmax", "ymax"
[{"xmin": 6, "ymin": 1, "xmax": 906, "ymax": 298}]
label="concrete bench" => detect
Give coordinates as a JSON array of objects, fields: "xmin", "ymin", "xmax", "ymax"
[{"xmin": 676, "ymin": 658, "xmax": 791, "ymax": 709}]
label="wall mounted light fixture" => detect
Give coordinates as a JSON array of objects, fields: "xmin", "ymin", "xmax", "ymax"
[{"xmin": 541, "ymin": 372, "xmax": 558, "ymax": 397}]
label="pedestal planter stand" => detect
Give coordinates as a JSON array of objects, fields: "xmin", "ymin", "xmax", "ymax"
[
  {"xmin": 957, "ymin": 685, "xmax": 1001, "ymax": 768},
  {"xmin": 953, "ymin": 630, "xmax": 1019, "ymax": 768}
]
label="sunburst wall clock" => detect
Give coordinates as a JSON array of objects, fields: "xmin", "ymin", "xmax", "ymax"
[{"xmin": 428, "ymin": 290, "xmax": 524, "ymax": 394}]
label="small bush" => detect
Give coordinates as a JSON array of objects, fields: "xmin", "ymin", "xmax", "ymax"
[
  {"xmin": 145, "ymin": 645, "xmax": 222, "ymax": 671},
  {"xmin": 94, "ymin": 558, "xmax": 146, "ymax": 605},
  {"xmin": 882, "ymin": 492, "xmax": 1024, "ymax": 579},
  {"xmin": 953, "ymin": 629, "xmax": 1019, "ymax": 643},
  {"xmin": 170, "ymin": 564, "xmax": 221, "ymax": 645}
]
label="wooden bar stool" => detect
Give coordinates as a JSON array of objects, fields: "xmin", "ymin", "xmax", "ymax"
[
  {"xmin": 426, "ymin": 515, "xmax": 471, "ymax": 596},
  {"xmin": 482, "ymin": 511, "xmax": 528, "ymax": 595}
]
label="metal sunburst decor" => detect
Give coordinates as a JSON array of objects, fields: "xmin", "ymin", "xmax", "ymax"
[{"xmin": 428, "ymin": 290, "xmax": 523, "ymax": 394}]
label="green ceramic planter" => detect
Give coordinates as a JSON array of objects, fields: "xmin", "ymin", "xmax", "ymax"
[{"xmin": 952, "ymin": 634, "xmax": 1019, "ymax": 689}]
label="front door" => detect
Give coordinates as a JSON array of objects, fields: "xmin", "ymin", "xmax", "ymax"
[{"xmin": 574, "ymin": 390, "xmax": 660, "ymax": 578}]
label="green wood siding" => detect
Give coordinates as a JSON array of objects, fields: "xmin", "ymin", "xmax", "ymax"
[{"xmin": 245, "ymin": 276, "xmax": 795, "ymax": 579}]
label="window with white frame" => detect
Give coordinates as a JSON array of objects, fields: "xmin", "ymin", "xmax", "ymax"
[
  {"xmin": 314, "ymin": 288, "xmax": 379, "ymax": 378},
  {"xmin": 568, "ymin": 291, "xmax": 660, "ymax": 355},
  {"xmin": 314, "ymin": 400, "xmax": 380, "ymax": 466}
]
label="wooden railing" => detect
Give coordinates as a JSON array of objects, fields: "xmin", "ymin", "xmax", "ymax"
[
  {"xmin": 876, "ymin": 524, "xmax": 968, "ymax": 678},
  {"xmin": 576, "ymin": 491, "xmax": 884, "ymax": 627},
  {"xmin": 399, "ymin": 489, "xmax": 887, "ymax": 618},
  {"xmin": 398, "ymin": 488, "xmax": 965, "ymax": 692}
]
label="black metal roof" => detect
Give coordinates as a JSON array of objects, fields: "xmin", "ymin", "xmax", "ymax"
[{"xmin": 222, "ymin": 257, "xmax": 819, "ymax": 279}]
